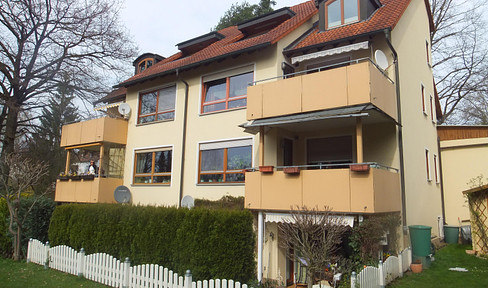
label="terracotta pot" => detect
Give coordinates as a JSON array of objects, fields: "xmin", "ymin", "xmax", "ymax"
[
  {"xmin": 283, "ymin": 167, "xmax": 300, "ymax": 174},
  {"xmin": 410, "ymin": 263, "xmax": 422, "ymax": 273},
  {"xmin": 259, "ymin": 166, "xmax": 274, "ymax": 173},
  {"xmin": 350, "ymin": 164, "xmax": 370, "ymax": 172}
]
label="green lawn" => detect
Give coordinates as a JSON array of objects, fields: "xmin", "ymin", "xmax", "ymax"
[
  {"xmin": 0, "ymin": 257, "xmax": 107, "ymax": 287},
  {"xmin": 389, "ymin": 244, "xmax": 488, "ymax": 287}
]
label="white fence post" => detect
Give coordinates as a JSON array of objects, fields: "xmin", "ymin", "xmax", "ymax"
[
  {"xmin": 350, "ymin": 271, "xmax": 356, "ymax": 288},
  {"xmin": 26, "ymin": 238, "xmax": 32, "ymax": 263},
  {"xmin": 185, "ymin": 270, "xmax": 192, "ymax": 288},
  {"xmin": 44, "ymin": 241, "xmax": 50, "ymax": 270},
  {"xmin": 123, "ymin": 257, "xmax": 130, "ymax": 288},
  {"xmin": 378, "ymin": 260, "xmax": 385, "ymax": 288},
  {"xmin": 78, "ymin": 248, "xmax": 85, "ymax": 278},
  {"xmin": 398, "ymin": 253, "xmax": 403, "ymax": 277}
]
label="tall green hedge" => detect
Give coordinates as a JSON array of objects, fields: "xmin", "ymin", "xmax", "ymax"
[
  {"xmin": 49, "ymin": 204, "xmax": 255, "ymax": 282},
  {"xmin": 0, "ymin": 199, "xmax": 12, "ymax": 258}
]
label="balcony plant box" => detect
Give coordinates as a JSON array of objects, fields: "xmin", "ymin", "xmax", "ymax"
[
  {"xmin": 350, "ymin": 164, "xmax": 370, "ymax": 172},
  {"xmin": 283, "ymin": 167, "xmax": 300, "ymax": 174},
  {"xmin": 259, "ymin": 166, "xmax": 274, "ymax": 173},
  {"xmin": 69, "ymin": 175, "xmax": 81, "ymax": 181},
  {"xmin": 81, "ymin": 175, "xmax": 95, "ymax": 180},
  {"xmin": 57, "ymin": 176, "xmax": 69, "ymax": 181}
]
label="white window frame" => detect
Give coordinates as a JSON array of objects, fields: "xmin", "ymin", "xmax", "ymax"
[
  {"xmin": 425, "ymin": 148, "xmax": 431, "ymax": 182},
  {"xmin": 421, "ymin": 83, "xmax": 427, "ymax": 116},
  {"xmin": 430, "ymin": 94, "xmax": 436, "ymax": 123},
  {"xmin": 433, "ymin": 153, "xmax": 440, "ymax": 184}
]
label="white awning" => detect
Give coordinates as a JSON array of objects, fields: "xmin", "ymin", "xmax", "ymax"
[
  {"xmin": 265, "ymin": 212, "xmax": 354, "ymax": 227},
  {"xmin": 93, "ymin": 101, "xmax": 123, "ymax": 111},
  {"xmin": 291, "ymin": 41, "xmax": 369, "ymax": 65}
]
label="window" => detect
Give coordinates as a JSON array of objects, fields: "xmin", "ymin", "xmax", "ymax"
[
  {"xmin": 134, "ymin": 148, "xmax": 172, "ymax": 184},
  {"xmin": 421, "ymin": 84, "xmax": 427, "ymax": 115},
  {"xmin": 202, "ymin": 71, "xmax": 253, "ymax": 113},
  {"xmin": 138, "ymin": 59, "xmax": 153, "ymax": 73},
  {"xmin": 433, "ymin": 154, "xmax": 439, "ymax": 184},
  {"xmin": 199, "ymin": 139, "xmax": 252, "ymax": 183},
  {"xmin": 326, "ymin": 0, "xmax": 359, "ymax": 28},
  {"xmin": 425, "ymin": 148, "xmax": 431, "ymax": 181},
  {"xmin": 138, "ymin": 85, "xmax": 176, "ymax": 124},
  {"xmin": 430, "ymin": 95, "xmax": 435, "ymax": 122},
  {"xmin": 425, "ymin": 41, "xmax": 430, "ymax": 66}
]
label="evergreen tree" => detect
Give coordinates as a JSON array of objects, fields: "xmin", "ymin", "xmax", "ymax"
[
  {"xmin": 214, "ymin": 0, "xmax": 276, "ymax": 31},
  {"xmin": 27, "ymin": 77, "xmax": 79, "ymax": 195}
]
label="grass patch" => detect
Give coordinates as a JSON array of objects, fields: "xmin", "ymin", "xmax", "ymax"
[
  {"xmin": 0, "ymin": 257, "xmax": 107, "ymax": 287},
  {"xmin": 389, "ymin": 244, "xmax": 488, "ymax": 287}
]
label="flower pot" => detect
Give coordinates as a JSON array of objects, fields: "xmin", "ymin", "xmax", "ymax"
[
  {"xmin": 58, "ymin": 176, "xmax": 69, "ymax": 181},
  {"xmin": 283, "ymin": 167, "xmax": 300, "ymax": 174},
  {"xmin": 350, "ymin": 164, "xmax": 370, "ymax": 172},
  {"xmin": 259, "ymin": 166, "xmax": 274, "ymax": 173},
  {"xmin": 410, "ymin": 263, "xmax": 422, "ymax": 273}
]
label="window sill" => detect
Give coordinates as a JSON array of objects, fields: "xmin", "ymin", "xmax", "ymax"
[
  {"xmin": 196, "ymin": 183, "xmax": 245, "ymax": 186},
  {"xmin": 131, "ymin": 183, "xmax": 171, "ymax": 187},
  {"xmin": 199, "ymin": 106, "xmax": 246, "ymax": 117},
  {"xmin": 136, "ymin": 118, "xmax": 175, "ymax": 127}
]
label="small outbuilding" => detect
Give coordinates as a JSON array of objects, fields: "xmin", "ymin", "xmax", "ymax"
[{"xmin": 463, "ymin": 184, "xmax": 488, "ymax": 255}]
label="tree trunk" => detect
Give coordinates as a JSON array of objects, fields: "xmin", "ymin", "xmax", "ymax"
[
  {"xmin": 13, "ymin": 224, "xmax": 21, "ymax": 261},
  {"xmin": 1, "ymin": 102, "xmax": 19, "ymax": 158}
]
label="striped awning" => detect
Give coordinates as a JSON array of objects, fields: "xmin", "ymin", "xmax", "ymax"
[
  {"xmin": 265, "ymin": 212, "xmax": 354, "ymax": 227},
  {"xmin": 93, "ymin": 101, "xmax": 123, "ymax": 111},
  {"xmin": 291, "ymin": 41, "xmax": 369, "ymax": 64}
]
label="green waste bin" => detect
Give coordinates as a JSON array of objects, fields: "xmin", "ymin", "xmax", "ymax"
[
  {"xmin": 444, "ymin": 225, "xmax": 459, "ymax": 244},
  {"xmin": 409, "ymin": 225, "xmax": 432, "ymax": 257}
]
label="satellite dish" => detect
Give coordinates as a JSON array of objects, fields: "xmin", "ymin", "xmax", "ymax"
[
  {"xmin": 374, "ymin": 50, "xmax": 389, "ymax": 70},
  {"xmin": 118, "ymin": 103, "xmax": 131, "ymax": 117},
  {"xmin": 181, "ymin": 195, "xmax": 194, "ymax": 209},
  {"xmin": 114, "ymin": 185, "xmax": 131, "ymax": 203}
]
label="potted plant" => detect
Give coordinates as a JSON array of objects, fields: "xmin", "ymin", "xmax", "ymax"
[
  {"xmin": 283, "ymin": 166, "xmax": 300, "ymax": 174},
  {"xmin": 58, "ymin": 172, "xmax": 69, "ymax": 181},
  {"xmin": 410, "ymin": 259, "xmax": 422, "ymax": 273},
  {"xmin": 350, "ymin": 163, "xmax": 370, "ymax": 172},
  {"xmin": 259, "ymin": 166, "xmax": 274, "ymax": 173}
]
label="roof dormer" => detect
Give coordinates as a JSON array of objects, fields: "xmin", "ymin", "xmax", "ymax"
[
  {"xmin": 318, "ymin": 0, "xmax": 381, "ymax": 31},
  {"xmin": 237, "ymin": 7, "xmax": 296, "ymax": 37},
  {"xmin": 133, "ymin": 53, "xmax": 165, "ymax": 75},
  {"xmin": 177, "ymin": 32, "xmax": 225, "ymax": 55}
]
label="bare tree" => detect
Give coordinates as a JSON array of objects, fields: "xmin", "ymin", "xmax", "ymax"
[
  {"xmin": 430, "ymin": 0, "xmax": 488, "ymax": 124},
  {"xmin": 0, "ymin": 153, "xmax": 49, "ymax": 260},
  {"xmin": 0, "ymin": 0, "xmax": 137, "ymax": 156},
  {"xmin": 279, "ymin": 207, "xmax": 349, "ymax": 288}
]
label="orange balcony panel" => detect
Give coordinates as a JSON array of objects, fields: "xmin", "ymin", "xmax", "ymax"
[
  {"xmin": 55, "ymin": 178, "xmax": 122, "ymax": 203},
  {"xmin": 60, "ymin": 117, "xmax": 128, "ymax": 147},
  {"xmin": 245, "ymin": 168, "xmax": 401, "ymax": 213},
  {"xmin": 247, "ymin": 61, "xmax": 397, "ymax": 121}
]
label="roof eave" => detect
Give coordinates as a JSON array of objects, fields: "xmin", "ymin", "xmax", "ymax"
[{"xmin": 114, "ymin": 42, "xmax": 272, "ymax": 88}]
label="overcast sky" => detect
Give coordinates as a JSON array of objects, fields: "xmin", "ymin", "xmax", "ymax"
[{"xmin": 120, "ymin": 0, "xmax": 302, "ymax": 57}]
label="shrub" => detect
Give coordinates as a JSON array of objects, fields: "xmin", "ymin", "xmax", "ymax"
[
  {"xmin": 49, "ymin": 204, "xmax": 255, "ymax": 282},
  {"xmin": 0, "ymin": 199, "xmax": 12, "ymax": 257}
]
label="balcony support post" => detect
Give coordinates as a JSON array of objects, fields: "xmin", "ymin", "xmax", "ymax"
[
  {"xmin": 257, "ymin": 211, "xmax": 264, "ymax": 282},
  {"xmin": 356, "ymin": 117, "xmax": 363, "ymax": 163},
  {"xmin": 65, "ymin": 149, "xmax": 70, "ymax": 174},
  {"xmin": 99, "ymin": 145, "xmax": 104, "ymax": 178},
  {"xmin": 259, "ymin": 126, "xmax": 265, "ymax": 166}
]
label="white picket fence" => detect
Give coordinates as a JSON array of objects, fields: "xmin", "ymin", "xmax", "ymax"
[
  {"xmin": 27, "ymin": 239, "xmax": 251, "ymax": 288},
  {"xmin": 351, "ymin": 247, "xmax": 412, "ymax": 288}
]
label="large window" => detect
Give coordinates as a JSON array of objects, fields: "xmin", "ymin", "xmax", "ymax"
[
  {"xmin": 326, "ymin": 0, "xmax": 359, "ymax": 28},
  {"xmin": 134, "ymin": 148, "xmax": 172, "ymax": 184},
  {"xmin": 199, "ymin": 139, "xmax": 252, "ymax": 183},
  {"xmin": 202, "ymin": 71, "xmax": 253, "ymax": 113},
  {"xmin": 138, "ymin": 85, "xmax": 176, "ymax": 124}
]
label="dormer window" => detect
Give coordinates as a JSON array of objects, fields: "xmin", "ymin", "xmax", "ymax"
[
  {"xmin": 326, "ymin": 0, "xmax": 359, "ymax": 28},
  {"xmin": 138, "ymin": 59, "xmax": 153, "ymax": 73}
]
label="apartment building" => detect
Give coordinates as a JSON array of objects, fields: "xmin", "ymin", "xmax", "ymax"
[{"xmin": 55, "ymin": 0, "xmax": 443, "ymax": 283}]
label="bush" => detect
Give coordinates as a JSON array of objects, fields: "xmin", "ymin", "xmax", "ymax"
[
  {"xmin": 49, "ymin": 204, "xmax": 255, "ymax": 282},
  {"xmin": 0, "ymin": 199, "xmax": 12, "ymax": 257}
]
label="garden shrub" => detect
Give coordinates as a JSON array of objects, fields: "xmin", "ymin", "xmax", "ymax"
[
  {"xmin": 0, "ymin": 199, "xmax": 12, "ymax": 257},
  {"xmin": 49, "ymin": 204, "xmax": 255, "ymax": 282}
]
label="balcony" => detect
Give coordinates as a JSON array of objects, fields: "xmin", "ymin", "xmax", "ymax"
[
  {"xmin": 245, "ymin": 164, "xmax": 401, "ymax": 213},
  {"xmin": 246, "ymin": 60, "xmax": 397, "ymax": 122},
  {"xmin": 55, "ymin": 177, "xmax": 122, "ymax": 203},
  {"xmin": 60, "ymin": 117, "xmax": 128, "ymax": 147}
]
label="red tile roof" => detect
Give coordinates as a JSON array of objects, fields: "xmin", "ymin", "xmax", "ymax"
[
  {"xmin": 94, "ymin": 87, "xmax": 126, "ymax": 104},
  {"xmin": 286, "ymin": 0, "xmax": 412, "ymax": 52},
  {"xmin": 116, "ymin": 1, "xmax": 318, "ymax": 88}
]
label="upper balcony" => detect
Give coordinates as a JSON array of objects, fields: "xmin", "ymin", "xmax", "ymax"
[
  {"xmin": 247, "ymin": 59, "xmax": 397, "ymax": 122},
  {"xmin": 60, "ymin": 117, "xmax": 128, "ymax": 147},
  {"xmin": 245, "ymin": 164, "xmax": 401, "ymax": 214}
]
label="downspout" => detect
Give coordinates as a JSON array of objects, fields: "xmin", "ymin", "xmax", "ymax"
[
  {"xmin": 437, "ymin": 136, "xmax": 446, "ymax": 224},
  {"xmin": 384, "ymin": 29, "xmax": 407, "ymax": 230},
  {"xmin": 177, "ymin": 69, "xmax": 190, "ymax": 207}
]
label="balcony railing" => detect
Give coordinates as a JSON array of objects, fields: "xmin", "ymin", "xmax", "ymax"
[
  {"xmin": 55, "ymin": 177, "xmax": 122, "ymax": 203},
  {"xmin": 60, "ymin": 117, "xmax": 128, "ymax": 147},
  {"xmin": 244, "ymin": 163, "xmax": 401, "ymax": 213},
  {"xmin": 246, "ymin": 59, "xmax": 397, "ymax": 121}
]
